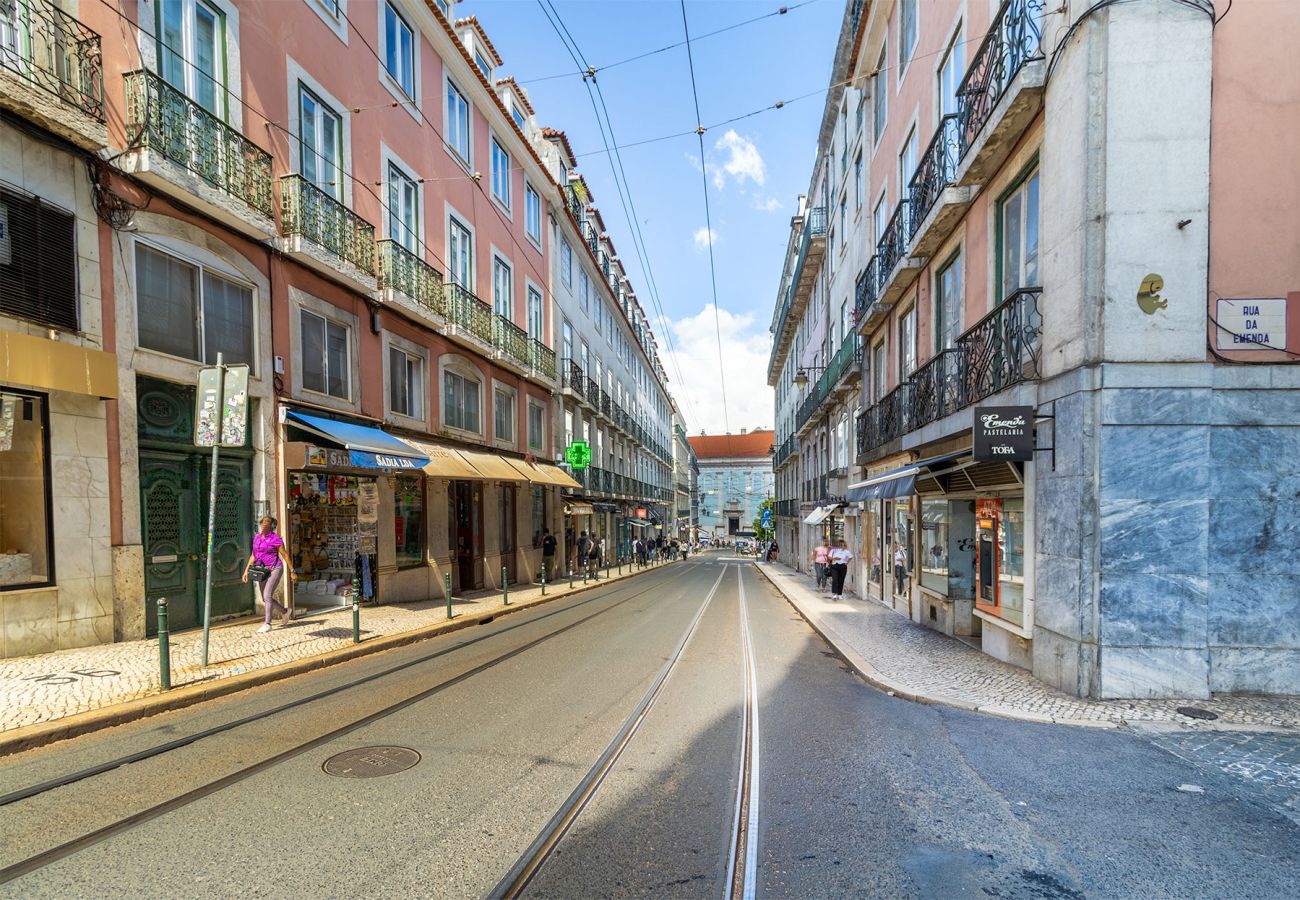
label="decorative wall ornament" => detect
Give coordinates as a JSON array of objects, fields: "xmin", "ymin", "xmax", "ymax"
[{"xmin": 1137, "ymin": 273, "xmax": 1169, "ymax": 315}]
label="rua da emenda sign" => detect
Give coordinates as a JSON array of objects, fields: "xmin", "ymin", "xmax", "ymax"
[{"xmin": 972, "ymin": 406, "xmax": 1035, "ymax": 462}]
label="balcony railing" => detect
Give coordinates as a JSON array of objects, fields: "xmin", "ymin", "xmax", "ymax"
[
  {"xmin": 492, "ymin": 315, "xmax": 530, "ymax": 368},
  {"xmin": 907, "ymin": 114, "xmax": 961, "ymax": 238},
  {"xmin": 378, "ymin": 239, "xmax": 444, "ymax": 314},
  {"xmin": 956, "ymin": 0, "xmax": 1046, "ymax": 154},
  {"xmin": 600, "ymin": 389, "xmax": 612, "ymax": 418},
  {"xmin": 562, "ymin": 359, "xmax": 585, "ymax": 397},
  {"xmin": 126, "ymin": 69, "xmax": 273, "ymax": 219},
  {"xmin": 908, "ymin": 347, "xmax": 966, "ymax": 427},
  {"xmin": 279, "ymin": 175, "xmax": 376, "ymax": 275},
  {"xmin": 564, "ymin": 183, "xmax": 585, "ymax": 221},
  {"xmin": 1, "ymin": 0, "xmax": 103, "ymax": 120},
  {"xmin": 528, "ymin": 339, "xmax": 557, "ymax": 380},
  {"xmin": 445, "ymin": 282, "xmax": 493, "ymax": 344},
  {"xmin": 875, "ymin": 200, "xmax": 911, "ymax": 283},
  {"xmin": 584, "ymin": 376, "xmax": 600, "ymax": 403},
  {"xmin": 853, "ymin": 257, "xmax": 878, "ymax": 323}
]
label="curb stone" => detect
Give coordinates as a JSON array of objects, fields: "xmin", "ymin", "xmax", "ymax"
[{"xmin": 0, "ymin": 562, "xmax": 678, "ymax": 756}]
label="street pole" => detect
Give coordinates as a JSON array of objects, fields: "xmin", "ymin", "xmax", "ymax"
[
  {"xmin": 352, "ymin": 598, "xmax": 361, "ymax": 643},
  {"xmin": 200, "ymin": 352, "xmax": 224, "ymax": 668},
  {"xmin": 502, "ymin": 565, "xmax": 509, "ymax": 605},
  {"xmin": 157, "ymin": 598, "xmax": 171, "ymax": 691},
  {"xmin": 445, "ymin": 572, "xmax": 453, "ymax": 619}
]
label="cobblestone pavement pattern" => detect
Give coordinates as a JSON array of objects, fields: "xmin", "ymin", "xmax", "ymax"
[
  {"xmin": 757, "ymin": 561, "xmax": 1300, "ymax": 730},
  {"xmin": 1148, "ymin": 730, "xmax": 1300, "ymax": 825},
  {"xmin": 0, "ymin": 562, "xmax": 665, "ymax": 734}
]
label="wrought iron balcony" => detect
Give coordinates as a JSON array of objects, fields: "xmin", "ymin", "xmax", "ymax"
[
  {"xmin": 956, "ymin": 0, "xmax": 1046, "ymax": 155},
  {"xmin": 856, "ymin": 383, "xmax": 914, "ymax": 457},
  {"xmin": 445, "ymin": 282, "xmax": 493, "ymax": 344},
  {"xmin": 600, "ymin": 389, "xmax": 612, "ymax": 418},
  {"xmin": 908, "ymin": 347, "xmax": 966, "ymax": 428},
  {"xmin": 853, "ymin": 258, "xmax": 877, "ymax": 323},
  {"xmin": 528, "ymin": 339, "xmax": 557, "ymax": 380},
  {"xmin": 492, "ymin": 314, "xmax": 530, "ymax": 368},
  {"xmin": 378, "ymin": 239, "xmax": 444, "ymax": 313},
  {"xmin": 564, "ymin": 183, "xmax": 585, "ymax": 221},
  {"xmin": 125, "ymin": 69, "xmax": 273, "ymax": 220},
  {"xmin": 875, "ymin": 200, "xmax": 911, "ymax": 284},
  {"xmin": 907, "ymin": 114, "xmax": 961, "ymax": 240},
  {"xmin": 959, "ymin": 287, "xmax": 1042, "ymax": 403},
  {"xmin": 584, "ymin": 376, "xmax": 600, "ymax": 404},
  {"xmin": 562, "ymin": 358, "xmax": 585, "ymax": 397},
  {"xmin": 279, "ymin": 175, "xmax": 376, "ymax": 275},
  {"xmin": 0, "ymin": 0, "xmax": 103, "ymax": 122}
]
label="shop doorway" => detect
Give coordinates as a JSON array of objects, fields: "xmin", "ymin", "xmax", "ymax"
[
  {"xmin": 451, "ymin": 480, "xmax": 482, "ymax": 591},
  {"xmin": 137, "ymin": 378, "xmax": 253, "ymax": 635},
  {"xmin": 499, "ymin": 484, "xmax": 517, "ymax": 583}
]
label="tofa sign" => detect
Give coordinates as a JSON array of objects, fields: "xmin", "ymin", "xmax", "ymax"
[{"xmin": 972, "ymin": 406, "xmax": 1034, "ymax": 462}]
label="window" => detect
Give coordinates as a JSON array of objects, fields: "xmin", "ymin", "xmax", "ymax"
[
  {"xmin": 999, "ymin": 166, "xmax": 1041, "ymax": 300},
  {"xmin": 136, "ymin": 244, "xmax": 253, "ymax": 365},
  {"xmin": 935, "ymin": 252, "xmax": 963, "ymax": 351},
  {"xmin": 492, "ymin": 256, "xmax": 512, "ymax": 318},
  {"xmin": 491, "ymin": 138, "xmax": 511, "ymax": 208},
  {"xmin": 475, "ymin": 51, "xmax": 491, "ymax": 78},
  {"xmin": 0, "ymin": 187, "xmax": 79, "ymax": 331},
  {"xmin": 525, "ymin": 183, "xmax": 542, "ymax": 243},
  {"xmin": 899, "ymin": 0, "xmax": 918, "ymax": 74},
  {"xmin": 938, "ymin": 27, "xmax": 966, "ymax": 120},
  {"xmin": 580, "ymin": 341, "xmax": 589, "ymax": 373},
  {"xmin": 446, "ymin": 79, "xmax": 470, "ymax": 163},
  {"xmin": 383, "ymin": 2, "xmax": 414, "ymax": 98},
  {"xmin": 898, "ymin": 305, "xmax": 917, "ymax": 379},
  {"xmin": 873, "ymin": 195, "xmax": 888, "ymax": 245},
  {"xmin": 562, "ymin": 320, "xmax": 573, "ymax": 361},
  {"xmin": 392, "ymin": 475, "xmax": 424, "ymax": 568},
  {"xmin": 854, "ymin": 152, "xmax": 863, "ymax": 209},
  {"xmin": 300, "ymin": 86, "xmax": 342, "ymax": 199},
  {"xmin": 387, "ymin": 162, "xmax": 418, "ymax": 250},
  {"xmin": 511, "ymin": 103, "xmax": 526, "ymax": 130},
  {"xmin": 560, "ymin": 238, "xmax": 573, "ymax": 287},
  {"xmin": 527, "ymin": 286, "xmax": 543, "ymax": 340},
  {"xmin": 160, "ymin": 0, "xmax": 225, "ymax": 116},
  {"xmin": 920, "ymin": 498, "xmax": 950, "ymax": 593},
  {"xmin": 579, "ymin": 268, "xmax": 590, "ymax": 315},
  {"xmin": 0, "ymin": 389, "xmax": 53, "ymax": 590},
  {"xmin": 448, "ymin": 216, "xmax": 472, "ymax": 288},
  {"xmin": 528, "ymin": 400, "xmax": 545, "ymax": 451},
  {"xmin": 443, "ymin": 368, "xmax": 480, "ymax": 432},
  {"xmin": 494, "ymin": 386, "xmax": 515, "ymax": 443},
  {"xmin": 388, "ymin": 346, "xmax": 422, "ymax": 418},
  {"xmin": 899, "ymin": 127, "xmax": 918, "ymax": 202},
  {"xmin": 872, "ymin": 49, "xmax": 887, "ymax": 145},
  {"xmin": 871, "ymin": 339, "xmax": 887, "ymax": 401},
  {"xmin": 839, "ymin": 196, "xmax": 847, "ymax": 246},
  {"xmin": 594, "ymin": 299, "xmax": 603, "ymax": 334},
  {"xmin": 300, "ymin": 308, "xmax": 350, "ymax": 398}
]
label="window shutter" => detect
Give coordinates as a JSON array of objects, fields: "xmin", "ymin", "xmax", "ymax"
[{"xmin": 0, "ymin": 189, "xmax": 79, "ymax": 332}]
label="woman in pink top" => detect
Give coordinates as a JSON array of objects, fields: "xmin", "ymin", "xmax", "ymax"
[
  {"xmin": 242, "ymin": 516, "xmax": 296, "ymax": 633},
  {"xmin": 812, "ymin": 539, "xmax": 832, "ymax": 591}
]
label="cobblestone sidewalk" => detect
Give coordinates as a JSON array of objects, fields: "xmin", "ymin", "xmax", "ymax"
[
  {"xmin": 756, "ymin": 561, "xmax": 1300, "ymax": 731},
  {"xmin": 0, "ymin": 561, "xmax": 670, "ymax": 737}
]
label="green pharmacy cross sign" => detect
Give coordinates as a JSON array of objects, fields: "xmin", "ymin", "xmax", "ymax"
[{"xmin": 565, "ymin": 441, "xmax": 591, "ymax": 470}]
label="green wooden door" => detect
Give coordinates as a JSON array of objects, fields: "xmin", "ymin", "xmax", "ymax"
[{"xmin": 141, "ymin": 451, "xmax": 202, "ymax": 633}]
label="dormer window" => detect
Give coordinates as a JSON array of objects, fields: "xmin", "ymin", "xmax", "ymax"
[
  {"xmin": 475, "ymin": 51, "xmax": 491, "ymax": 78},
  {"xmin": 511, "ymin": 102, "xmax": 525, "ymax": 130}
]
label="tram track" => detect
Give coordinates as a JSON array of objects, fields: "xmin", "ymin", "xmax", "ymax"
[
  {"xmin": 490, "ymin": 562, "xmax": 764, "ymax": 900},
  {"xmin": 0, "ymin": 561, "xmax": 702, "ymax": 885}
]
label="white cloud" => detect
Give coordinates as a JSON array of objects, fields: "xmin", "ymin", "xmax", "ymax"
[
  {"xmin": 715, "ymin": 129, "xmax": 766, "ymax": 187},
  {"xmin": 692, "ymin": 227, "xmax": 718, "ymax": 250},
  {"xmin": 752, "ymin": 194, "xmax": 783, "ymax": 213},
  {"xmin": 657, "ymin": 304, "xmax": 774, "ymax": 436}
]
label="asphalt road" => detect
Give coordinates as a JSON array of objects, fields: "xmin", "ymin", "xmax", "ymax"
[{"xmin": 1, "ymin": 554, "xmax": 1297, "ymax": 899}]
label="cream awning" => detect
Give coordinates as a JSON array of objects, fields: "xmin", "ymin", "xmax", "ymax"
[
  {"xmin": 504, "ymin": 457, "xmax": 582, "ymax": 488},
  {"xmin": 457, "ymin": 446, "xmax": 531, "ymax": 482},
  {"xmin": 404, "ymin": 440, "xmax": 482, "ymax": 479}
]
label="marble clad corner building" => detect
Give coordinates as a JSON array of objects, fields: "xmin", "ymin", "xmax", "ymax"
[{"xmin": 770, "ymin": 0, "xmax": 1300, "ymax": 699}]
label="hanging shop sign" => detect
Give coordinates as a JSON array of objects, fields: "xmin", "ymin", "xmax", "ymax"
[
  {"xmin": 193, "ymin": 363, "xmax": 249, "ymax": 448},
  {"xmin": 972, "ymin": 406, "xmax": 1034, "ymax": 462},
  {"xmin": 565, "ymin": 440, "xmax": 591, "ymax": 470},
  {"xmin": 1215, "ymin": 298, "xmax": 1287, "ymax": 351}
]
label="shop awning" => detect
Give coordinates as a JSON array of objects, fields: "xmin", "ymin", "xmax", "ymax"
[
  {"xmin": 504, "ymin": 457, "xmax": 583, "ymax": 488},
  {"xmin": 803, "ymin": 504, "xmax": 841, "ymax": 526},
  {"xmin": 846, "ymin": 451, "xmax": 969, "ymax": 502},
  {"xmin": 566, "ymin": 503, "xmax": 594, "ymax": 516},
  {"xmin": 628, "ymin": 519, "xmax": 656, "ymax": 529},
  {"xmin": 284, "ymin": 409, "xmax": 428, "ymax": 470},
  {"xmin": 400, "ymin": 440, "xmax": 483, "ymax": 479},
  {"xmin": 456, "ymin": 447, "xmax": 530, "ymax": 482}
]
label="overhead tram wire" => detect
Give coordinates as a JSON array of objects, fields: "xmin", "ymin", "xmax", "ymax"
[
  {"xmin": 679, "ymin": 0, "xmax": 731, "ymax": 436},
  {"xmin": 519, "ymin": 0, "xmax": 821, "ymax": 85},
  {"xmin": 536, "ymin": 0, "xmax": 704, "ymax": 429}
]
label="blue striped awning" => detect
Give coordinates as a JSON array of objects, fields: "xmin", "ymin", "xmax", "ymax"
[
  {"xmin": 285, "ymin": 409, "xmax": 428, "ymax": 470},
  {"xmin": 846, "ymin": 451, "xmax": 969, "ymax": 502}
]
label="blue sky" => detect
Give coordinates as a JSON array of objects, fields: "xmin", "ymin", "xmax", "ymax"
[{"xmin": 473, "ymin": 0, "xmax": 843, "ymax": 433}]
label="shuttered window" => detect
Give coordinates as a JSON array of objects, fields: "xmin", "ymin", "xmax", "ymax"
[{"xmin": 0, "ymin": 189, "xmax": 78, "ymax": 331}]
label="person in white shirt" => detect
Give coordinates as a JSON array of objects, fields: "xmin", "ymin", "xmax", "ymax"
[{"xmin": 828, "ymin": 540, "xmax": 855, "ymax": 600}]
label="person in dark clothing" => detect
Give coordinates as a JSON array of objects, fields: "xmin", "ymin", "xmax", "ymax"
[
  {"xmin": 542, "ymin": 528, "xmax": 557, "ymax": 581},
  {"xmin": 577, "ymin": 531, "xmax": 593, "ymax": 577}
]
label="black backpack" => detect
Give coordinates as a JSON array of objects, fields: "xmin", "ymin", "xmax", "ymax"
[{"xmin": 578, "ymin": 536, "xmax": 592, "ymax": 557}]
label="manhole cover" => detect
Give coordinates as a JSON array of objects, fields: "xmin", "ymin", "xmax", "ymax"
[
  {"xmin": 323, "ymin": 746, "xmax": 421, "ymax": 778},
  {"xmin": 1176, "ymin": 706, "xmax": 1220, "ymax": 721}
]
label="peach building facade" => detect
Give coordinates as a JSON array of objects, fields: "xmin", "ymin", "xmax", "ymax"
[{"xmin": 772, "ymin": 0, "xmax": 1300, "ymax": 698}]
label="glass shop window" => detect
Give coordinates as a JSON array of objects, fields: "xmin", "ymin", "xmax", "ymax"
[
  {"xmin": 393, "ymin": 474, "xmax": 425, "ymax": 569},
  {"xmin": 920, "ymin": 498, "xmax": 949, "ymax": 594},
  {"xmin": 0, "ymin": 390, "xmax": 53, "ymax": 590},
  {"xmin": 998, "ymin": 496, "xmax": 1026, "ymax": 626}
]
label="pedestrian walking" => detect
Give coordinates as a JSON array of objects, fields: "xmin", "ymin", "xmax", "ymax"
[
  {"xmin": 242, "ymin": 516, "xmax": 296, "ymax": 633},
  {"xmin": 893, "ymin": 543, "xmax": 908, "ymax": 596},
  {"xmin": 829, "ymin": 540, "xmax": 854, "ymax": 601},
  {"xmin": 542, "ymin": 528, "xmax": 557, "ymax": 580},
  {"xmin": 812, "ymin": 538, "xmax": 832, "ymax": 591},
  {"xmin": 577, "ymin": 530, "xmax": 593, "ymax": 578}
]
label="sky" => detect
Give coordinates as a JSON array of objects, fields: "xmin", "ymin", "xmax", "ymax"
[{"xmin": 471, "ymin": 0, "xmax": 844, "ymax": 435}]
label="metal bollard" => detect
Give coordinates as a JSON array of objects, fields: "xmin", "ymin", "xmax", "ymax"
[
  {"xmin": 157, "ymin": 598, "xmax": 171, "ymax": 691},
  {"xmin": 617, "ymin": 556, "xmax": 622, "ymax": 575},
  {"xmin": 541, "ymin": 564, "xmax": 547, "ymax": 595},
  {"xmin": 502, "ymin": 566, "xmax": 510, "ymax": 605},
  {"xmin": 583, "ymin": 564, "xmax": 588, "ymax": 585},
  {"xmin": 445, "ymin": 572, "xmax": 453, "ymax": 619},
  {"xmin": 352, "ymin": 598, "xmax": 361, "ymax": 643},
  {"xmin": 606, "ymin": 558, "xmax": 610, "ymax": 579},
  {"xmin": 569, "ymin": 566, "xmax": 575, "ymax": 589}
]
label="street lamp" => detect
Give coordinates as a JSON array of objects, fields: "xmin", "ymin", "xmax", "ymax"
[{"xmin": 793, "ymin": 364, "xmax": 826, "ymax": 387}]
